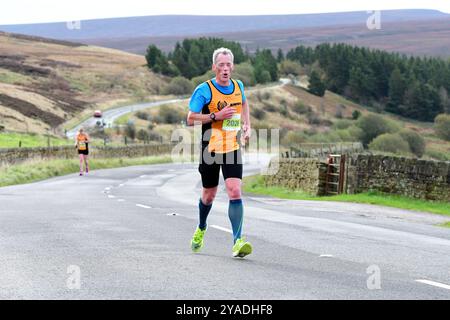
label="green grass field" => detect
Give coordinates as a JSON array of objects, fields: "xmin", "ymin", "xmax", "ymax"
[
  {"xmin": 0, "ymin": 132, "xmax": 71, "ymax": 148},
  {"xmin": 0, "ymin": 132, "xmax": 132, "ymax": 148},
  {"xmin": 0, "ymin": 156, "xmax": 176, "ymax": 187},
  {"xmin": 243, "ymin": 174, "xmax": 450, "ymax": 217}
]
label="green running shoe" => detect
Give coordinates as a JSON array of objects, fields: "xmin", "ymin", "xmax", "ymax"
[
  {"xmin": 191, "ymin": 227, "xmax": 206, "ymax": 252},
  {"xmin": 232, "ymin": 238, "xmax": 253, "ymax": 258}
]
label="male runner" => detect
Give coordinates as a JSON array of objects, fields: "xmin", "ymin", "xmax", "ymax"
[
  {"xmin": 75, "ymin": 128, "xmax": 90, "ymax": 176},
  {"xmin": 187, "ymin": 47, "xmax": 252, "ymax": 258}
]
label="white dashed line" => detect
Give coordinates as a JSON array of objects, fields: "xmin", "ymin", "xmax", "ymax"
[
  {"xmin": 319, "ymin": 254, "xmax": 334, "ymax": 258},
  {"xmin": 136, "ymin": 204, "xmax": 152, "ymax": 209},
  {"xmin": 117, "ymin": 199, "xmax": 125, "ymax": 202},
  {"xmin": 166, "ymin": 213, "xmax": 180, "ymax": 216},
  {"xmin": 108, "ymin": 195, "xmax": 115, "ymax": 199},
  {"xmin": 211, "ymin": 225, "xmax": 232, "ymax": 234},
  {"xmin": 140, "ymin": 175, "xmax": 146, "ymax": 178},
  {"xmin": 416, "ymin": 279, "xmax": 450, "ymax": 290}
]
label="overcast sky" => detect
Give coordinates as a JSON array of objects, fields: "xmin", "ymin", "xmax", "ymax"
[{"xmin": 1, "ymin": 0, "xmax": 449, "ymax": 25}]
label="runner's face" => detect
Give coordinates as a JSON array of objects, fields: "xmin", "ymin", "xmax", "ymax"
[{"xmin": 213, "ymin": 53, "xmax": 234, "ymax": 85}]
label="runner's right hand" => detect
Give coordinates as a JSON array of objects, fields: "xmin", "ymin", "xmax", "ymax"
[{"xmin": 215, "ymin": 106, "xmax": 236, "ymax": 121}]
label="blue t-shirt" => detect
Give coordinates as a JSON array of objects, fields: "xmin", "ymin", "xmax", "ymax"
[{"xmin": 189, "ymin": 78, "xmax": 246, "ymax": 113}]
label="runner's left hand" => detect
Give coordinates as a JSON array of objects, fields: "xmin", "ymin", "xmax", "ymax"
[{"xmin": 241, "ymin": 124, "xmax": 251, "ymax": 146}]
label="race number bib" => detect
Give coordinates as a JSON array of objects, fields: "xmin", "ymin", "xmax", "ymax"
[
  {"xmin": 222, "ymin": 114, "xmax": 241, "ymax": 131},
  {"xmin": 78, "ymin": 142, "xmax": 87, "ymax": 151}
]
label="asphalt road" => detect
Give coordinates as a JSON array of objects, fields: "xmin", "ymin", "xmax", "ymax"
[
  {"xmin": 66, "ymin": 99, "xmax": 182, "ymax": 139},
  {"xmin": 0, "ymin": 154, "xmax": 449, "ymax": 299}
]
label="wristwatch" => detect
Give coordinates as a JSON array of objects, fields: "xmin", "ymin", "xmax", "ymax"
[{"xmin": 210, "ymin": 112, "xmax": 216, "ymax": 121}]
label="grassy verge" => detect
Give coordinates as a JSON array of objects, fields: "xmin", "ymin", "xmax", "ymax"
[
  {"xmin": 243, "ymin": 175, "xmax": 450, "ymax": 217},
  {"xmin": 0, "ymin": 155, "xmax": 177, "ymax": 187},
  {"xmin": 0, "ymin": 132, "xmax": 71, "ymax": 148},
  {"xmin": 115, "ymin": 113, "xmax": 131, "ymax": 125}
]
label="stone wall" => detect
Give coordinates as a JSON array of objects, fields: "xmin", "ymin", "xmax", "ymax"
[
  {"xmin": 0, "ymin": 144, "xmax": 177, "ymax": 167},
  {"xmin": 349, "ymin": 154, "xmax": 450, "ymax": 202},
  {"xmin": 264, "ymin": 158, "xmax": 322, "ymax": 195},
  {"xmin": 266, "ymin": 154, "xmax": 450, "ymax": 201}
]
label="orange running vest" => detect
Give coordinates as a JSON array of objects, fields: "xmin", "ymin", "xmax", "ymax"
[
  {"xmin": 77, "ymin": 133, "xmax": 88, "ymax": 151},
  {"xmin": 203, "ymin": 79, "xmax": 243, "ymax": 153}
]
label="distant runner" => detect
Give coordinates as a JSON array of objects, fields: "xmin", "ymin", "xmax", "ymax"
[
  {"xmin": 187, "ymin": 47, "xmax": 252, "ymax": 258},
  {"xmin": 75, "ymin": 128, "xmax": 90, "ymax": 176}
]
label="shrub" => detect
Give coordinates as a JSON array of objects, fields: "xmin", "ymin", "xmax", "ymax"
[
  {"xmin": 125, "ymin": 121, "xmax": 136, "ymax": 140},
  {"xmin": 279, "ymin": 60, "xmax": 303, "ymax": 76},
  {"xmin": 280, "ymin": 105, "xmax": 289, "ymax": 117},
  {"xmin": 137, "ymin": 129, "xmax": 149, "ymax": 141},
  {"xmin": 281, "ymin": 131, "xmax": 308, "ymax": 146},
  {"xmin": 262, "ymin": 91, "xmax": 271, "ymax": 100},
  {"xmin": 347, "ymin": 125, "xmax": 364, "ymax": 141},
  {"xmin": 136, "ymin": 111, "xmax": 151, "ymax": 121},
  {"xmin": 148, "ymin": 131, "xmax": 163, "ymax": 142},
  {"xmin": 333, "ymin": 119, "xmax": 353, "ymax": 130},
  {"xmin": 308, "ymin": 132, "xmax": 340, "ymax": 143},
  {"xmin": 398, "ymin": 129, "xmax": 425, "ymax": 157},
  {"xmin": 251, "ymin": 108, "xmax": 265, "ymax": 120},
  {"xmin": 157, "ymin": 106, "xmax": 185, "ymax": 124},
  {"xmin": 356, "ymin": 113, "xmax": 400, "ymax": 146},
  {"xmin": 352, "ymin": 110, "xmax": 361, "ymax": 120},
  {"xmin": 434, "ymin": 113, "xmax": 450, "ymax": 141},
  {"xmin": 255, "ymin": 70, "xmax": 271, "ymax": 84},
  {"xmin": 292, "ymin": 102, "xmax": 311, "ymax": 115},
  {"xmin": 307, "ymin": 112, "xmax": 321, "ymax": 125},
  {"xmin": 263, "ymin": 102, "xmax": 278, "ymax": 112},
  {"xmin": 163, "ymin": 76, "xmax": 194, "ymax": 95},
  {"xmin": 368, "ymin": 133, "xmax": 410, "ymax": 155},
  {"xmin": 191, "ymin": 70, "xmax": 215, "ymax": 87},
  {"xmin": 233, "ymin": 62, "xmax": 256, "ymax": 86}
]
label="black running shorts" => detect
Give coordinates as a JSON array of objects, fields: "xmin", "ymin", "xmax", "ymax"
[
  {"xmin": 199, "ymin": 146, "xmax": 243, "ymax": 188},
  {"xmin": 77, "ymin": 145, "xmax": 89, "ymax": 155}
]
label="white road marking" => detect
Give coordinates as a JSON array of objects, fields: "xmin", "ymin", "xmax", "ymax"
[
  {"xmin": 211, "ymin": 225, "xmax": 232, "ymax": 234},
  {"xmin": 319, "ymin": 254, "xmax": 334, "ymax": 258},
  {"xmin": 416, "ymin": 279, "xmax": 450, "ymax": 290},
  {"xmin": 136, "ymin": 204, "xmax": 152, "ymax": 209},
  {"xmin": 140, "ymin": 175, "xmax": 146, "ymax": 178},
  {"xmin": 117, "ymin": 199, "xmax": 125, "ymax": 202},
  {"xmin": 108, "ymin": 195, "xmax": 115, "ymax": 199},
  {"xmin": 105, "ymin": 187, "xmax": 111, "ymax": 190},
  {"xmin": 118, "ymin": 184, "xmax": 125, "ymax": 187},
  {"xmin": 166, "ymin": 213, "xmax": 180, "ymax": 216}
]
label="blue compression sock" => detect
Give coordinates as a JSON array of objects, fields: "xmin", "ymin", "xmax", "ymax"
[
  {"xmin": 198, "ymin": 199, "xmax": 212, "ymax": 230},
  {"xmin": 228, "ymin": 199, "xmax": 244, "ymax": 244}
]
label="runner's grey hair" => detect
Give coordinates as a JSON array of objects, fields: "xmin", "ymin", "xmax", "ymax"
[{"xmin": 212, "ymin": 48, "xmax": 234, "ymax": 65}]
